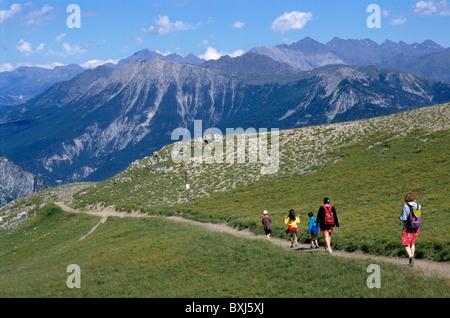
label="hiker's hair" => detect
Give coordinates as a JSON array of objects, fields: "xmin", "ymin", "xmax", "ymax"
[
  {"xmin": 308, "ymin": 212, "xmax": 313, "ymax": 217},
  {"xmin": 324, "ymin": 197, "xmax": 330, "ymax": 204},
  {"xmin": 289, "ymin": 209, "xmax": 296, "ymax": 220},
  {"xmin": 405, "ymin": 191, "xmax": 416, "ymax": 202}
]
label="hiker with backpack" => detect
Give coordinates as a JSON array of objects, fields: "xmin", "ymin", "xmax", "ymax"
[
  {"xmin": 285, "ymin": 209, "xmax": 300, "ymax": 247},
  {"xmin": 307, "ymin": 212, "xmax": 320, "ymax": 249},
  {"xmin": 316, "ymin": 198, "xmax": 339, "ymax": 254},
  {"xmin": 399, "ymin": 191, "xmax": 421, "ymax": 267}
]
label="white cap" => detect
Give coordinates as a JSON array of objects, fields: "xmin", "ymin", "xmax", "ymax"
[{"xmin": 263, "ymin": 210, "xmax": 268, "ymax": 215}]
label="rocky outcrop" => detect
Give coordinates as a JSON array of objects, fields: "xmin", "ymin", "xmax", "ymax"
[{"xmin": 0, "ymin": 155, "xmax": 50, "ymax": 207}]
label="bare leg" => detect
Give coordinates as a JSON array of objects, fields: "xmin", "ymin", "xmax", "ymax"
[
  {"xmin": 405, "ymin": 246, "xmax": 412, "ymax": 258},
  {"xmin": 324, "ymin": 232, "xmax": 331, "ymax": 248},
  {"xmin": 405, "ymin": 245, "xmax": 415, "ymax": 266},
  {"xmin": 324, "ymin": 231, "xmax": 332, "ymax": 253}
]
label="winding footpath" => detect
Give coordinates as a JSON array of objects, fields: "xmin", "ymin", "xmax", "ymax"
[{"xmin": 54, "ymin": 202, "xmax": 450, "ymax": 279}]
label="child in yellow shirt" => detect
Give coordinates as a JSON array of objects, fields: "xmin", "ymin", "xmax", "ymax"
[{"xmin": 285, "ymin": 209, "xmax": 300, "ymax": 247}]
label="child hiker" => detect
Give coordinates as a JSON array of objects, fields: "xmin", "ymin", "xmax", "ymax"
[
  {"xmin": 307, "ymin": 212, "xmax": 320, "ymax": 249},
  {"xmin": 285, "ymin": 209, "xmax": 300, "ymax": 247},
  {"xmin": 262, "ymin": 210, "xmax": 272, "ymax": 239}
]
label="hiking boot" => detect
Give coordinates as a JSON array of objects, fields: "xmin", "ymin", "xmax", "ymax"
[
  {"xmin": 409, "ymin": 257, "xmax": 414, "ymax": 267},
  {"xmin": 309, "ymin": 245, "xmax": 315, "ymax": 249},
  {"xmin": 315, "ymin": 244, "xmax": 320, "ymax": 249}
]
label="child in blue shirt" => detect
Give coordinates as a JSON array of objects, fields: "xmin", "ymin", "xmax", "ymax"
[{"xmin": 307, "ymin": 212, "xmax": 320, "ymax": 249}]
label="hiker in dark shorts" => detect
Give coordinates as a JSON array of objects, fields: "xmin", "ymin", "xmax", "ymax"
[
  {"xmin": 307, "ymin": 212, "xmax": 319, "ymax": 249},
  {"xmin": 262, "ymin": 210, "xmax": 272, "ymax": 239},
  {"xmin": 285, "ymin": 209, "xmax": 300, "ymax": 247},
  {"xmin": 316, "ymin": 198, "xmax": 339, "ymax": 254}
]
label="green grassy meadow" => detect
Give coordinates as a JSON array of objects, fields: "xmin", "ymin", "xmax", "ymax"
[
  {"xmin": 175, "ymin": 128, "xmax": 450, "ymax": 261},
  {"xmin": 0, "ymin": 204, "xmax": 448, "ymax": 298}
]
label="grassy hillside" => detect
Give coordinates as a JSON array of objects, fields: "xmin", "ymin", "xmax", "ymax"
[
  {"xmin": 0, "ymin": 203, "xmax": 448, "ymax": 297},
  {"xmin": 177, "ymin": 127, "xmax": 449, "ymax": 261},
  {"xmin": 71, "ymin": 103, "xmax": 450, "ymax": 261}
]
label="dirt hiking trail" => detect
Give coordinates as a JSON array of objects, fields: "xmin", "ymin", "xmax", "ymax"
[{"xmin": 54, "ymin": 202, "xmax": 450, "ymax": 279}]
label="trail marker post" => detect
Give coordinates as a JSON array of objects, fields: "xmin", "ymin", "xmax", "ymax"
[{"xmin": 185, "ymin": 168, "xmax": 190, "ymax": 207}]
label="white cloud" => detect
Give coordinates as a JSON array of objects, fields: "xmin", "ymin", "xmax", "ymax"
[
  {"xmin": 130, "ymin": 34, "xmax": 143, "ymax": 44},
  {"xmin": 81, "ymin": 59, "xmax": 119, "ymax": 69},
  {"xmin": 0, "ymin": 63, "xmax": 15, "ymax": 72},
  {"xmin": 22, "ymin": 4, "xmax": 53, "ymax": 26},
  {"xmin": 412, "ymin": 0, "xmax": 450, "ymax": 16},
  {"xmin": 36, "ymin": 43, "xmax": 45, "ymax": 52},
  {"xmin": 62, "ymin": 42, "xmax": 88, "ymax": 55},
  {"xmin": 199, "ymin": 47, "xmax": 221, "ymax": 60},
  {"xmin": 229, "ymin": 50, "xmax": 245, "ymax": 58},
  {"xmin": 231, "ymin": 21, "xmax": 245, "ymax": 28},
  {"xmin": 33, "ymin": 62, "xmax": 64, "ymax": 69},
  {"xmin": 0, "ymin": 62, "xmax": 64, "ymax": 72},
  {"xmin": 271, "ymin": 11, "xmax": 313, "ymax": 34},
  {"xmin": 146, "ymin": 15, "xmax": 198, "ymax": 35},
  {"xmin": 0, "ymin": 3, "xmax": 23, "ymax": 24},
  {"xmin": 0, "ymin": 3, "xmax": 55, "ymax": 26},
  {"xmin": 382, "ymin": 9, "xmax": 408, "ymax": 25},
  {"xmin": 199, "ymin": 46, "xmax": 244, "ymax": 61},
  {"xmin": 390, "ymin": 17, "xmax": 407, "ymax": 25},
  {"xmin": 56, "ymin": 33, "xmax": 67, "ymax": 42},
  {"xmin": 155, "ymin": 50, "xmax": 172, "ymax": 56},
  {"xmin": 15, "ymin": 39, "xmax": 32, "ymax": 55},
  {"xmin": 198, "ymin": 39, "xmax": 209, "ymax": 48}
]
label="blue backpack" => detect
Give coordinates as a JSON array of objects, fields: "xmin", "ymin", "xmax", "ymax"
[{"xmin": 311, "ymin": 217, "xmax": 319, "ymax": 233}]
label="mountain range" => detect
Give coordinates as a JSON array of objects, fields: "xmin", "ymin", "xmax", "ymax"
[
  {"xmin": 1, "ymin": 55, "xmax": 449, "ymax": 186},
  {"xmin": 200, "ymin": 52, "xmax": 299, "ymax": 76},
  {"xmin": 0, "ymin": 50, "xmax": 204, "ymax": 108},
  {"xmin": 380, "ymin": 48, "xmax": 450, "ymax": 83},
  {"xmin": 0, "ymin": 64, "xmax": 85, "ymax": 107},
  {"xmin": 113, "ymin": 48, "xmax": 205, "ymax": 68},
  {"xmin": 1, "ymin": 37, "xmax": 448, "ymax": 109},
  {"xmin": 250, "ymin": 37, "xmax": 446, "ymax": 72}
]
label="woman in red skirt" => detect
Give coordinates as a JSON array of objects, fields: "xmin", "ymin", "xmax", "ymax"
[{"xmin": 399, "ymin": 192, "xmax": 421, "ymax": 267}]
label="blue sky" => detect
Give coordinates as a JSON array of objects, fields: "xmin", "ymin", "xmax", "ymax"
[{"xmin": 1, "ymin": 0, "xmax": 449, "ymax": 70}]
